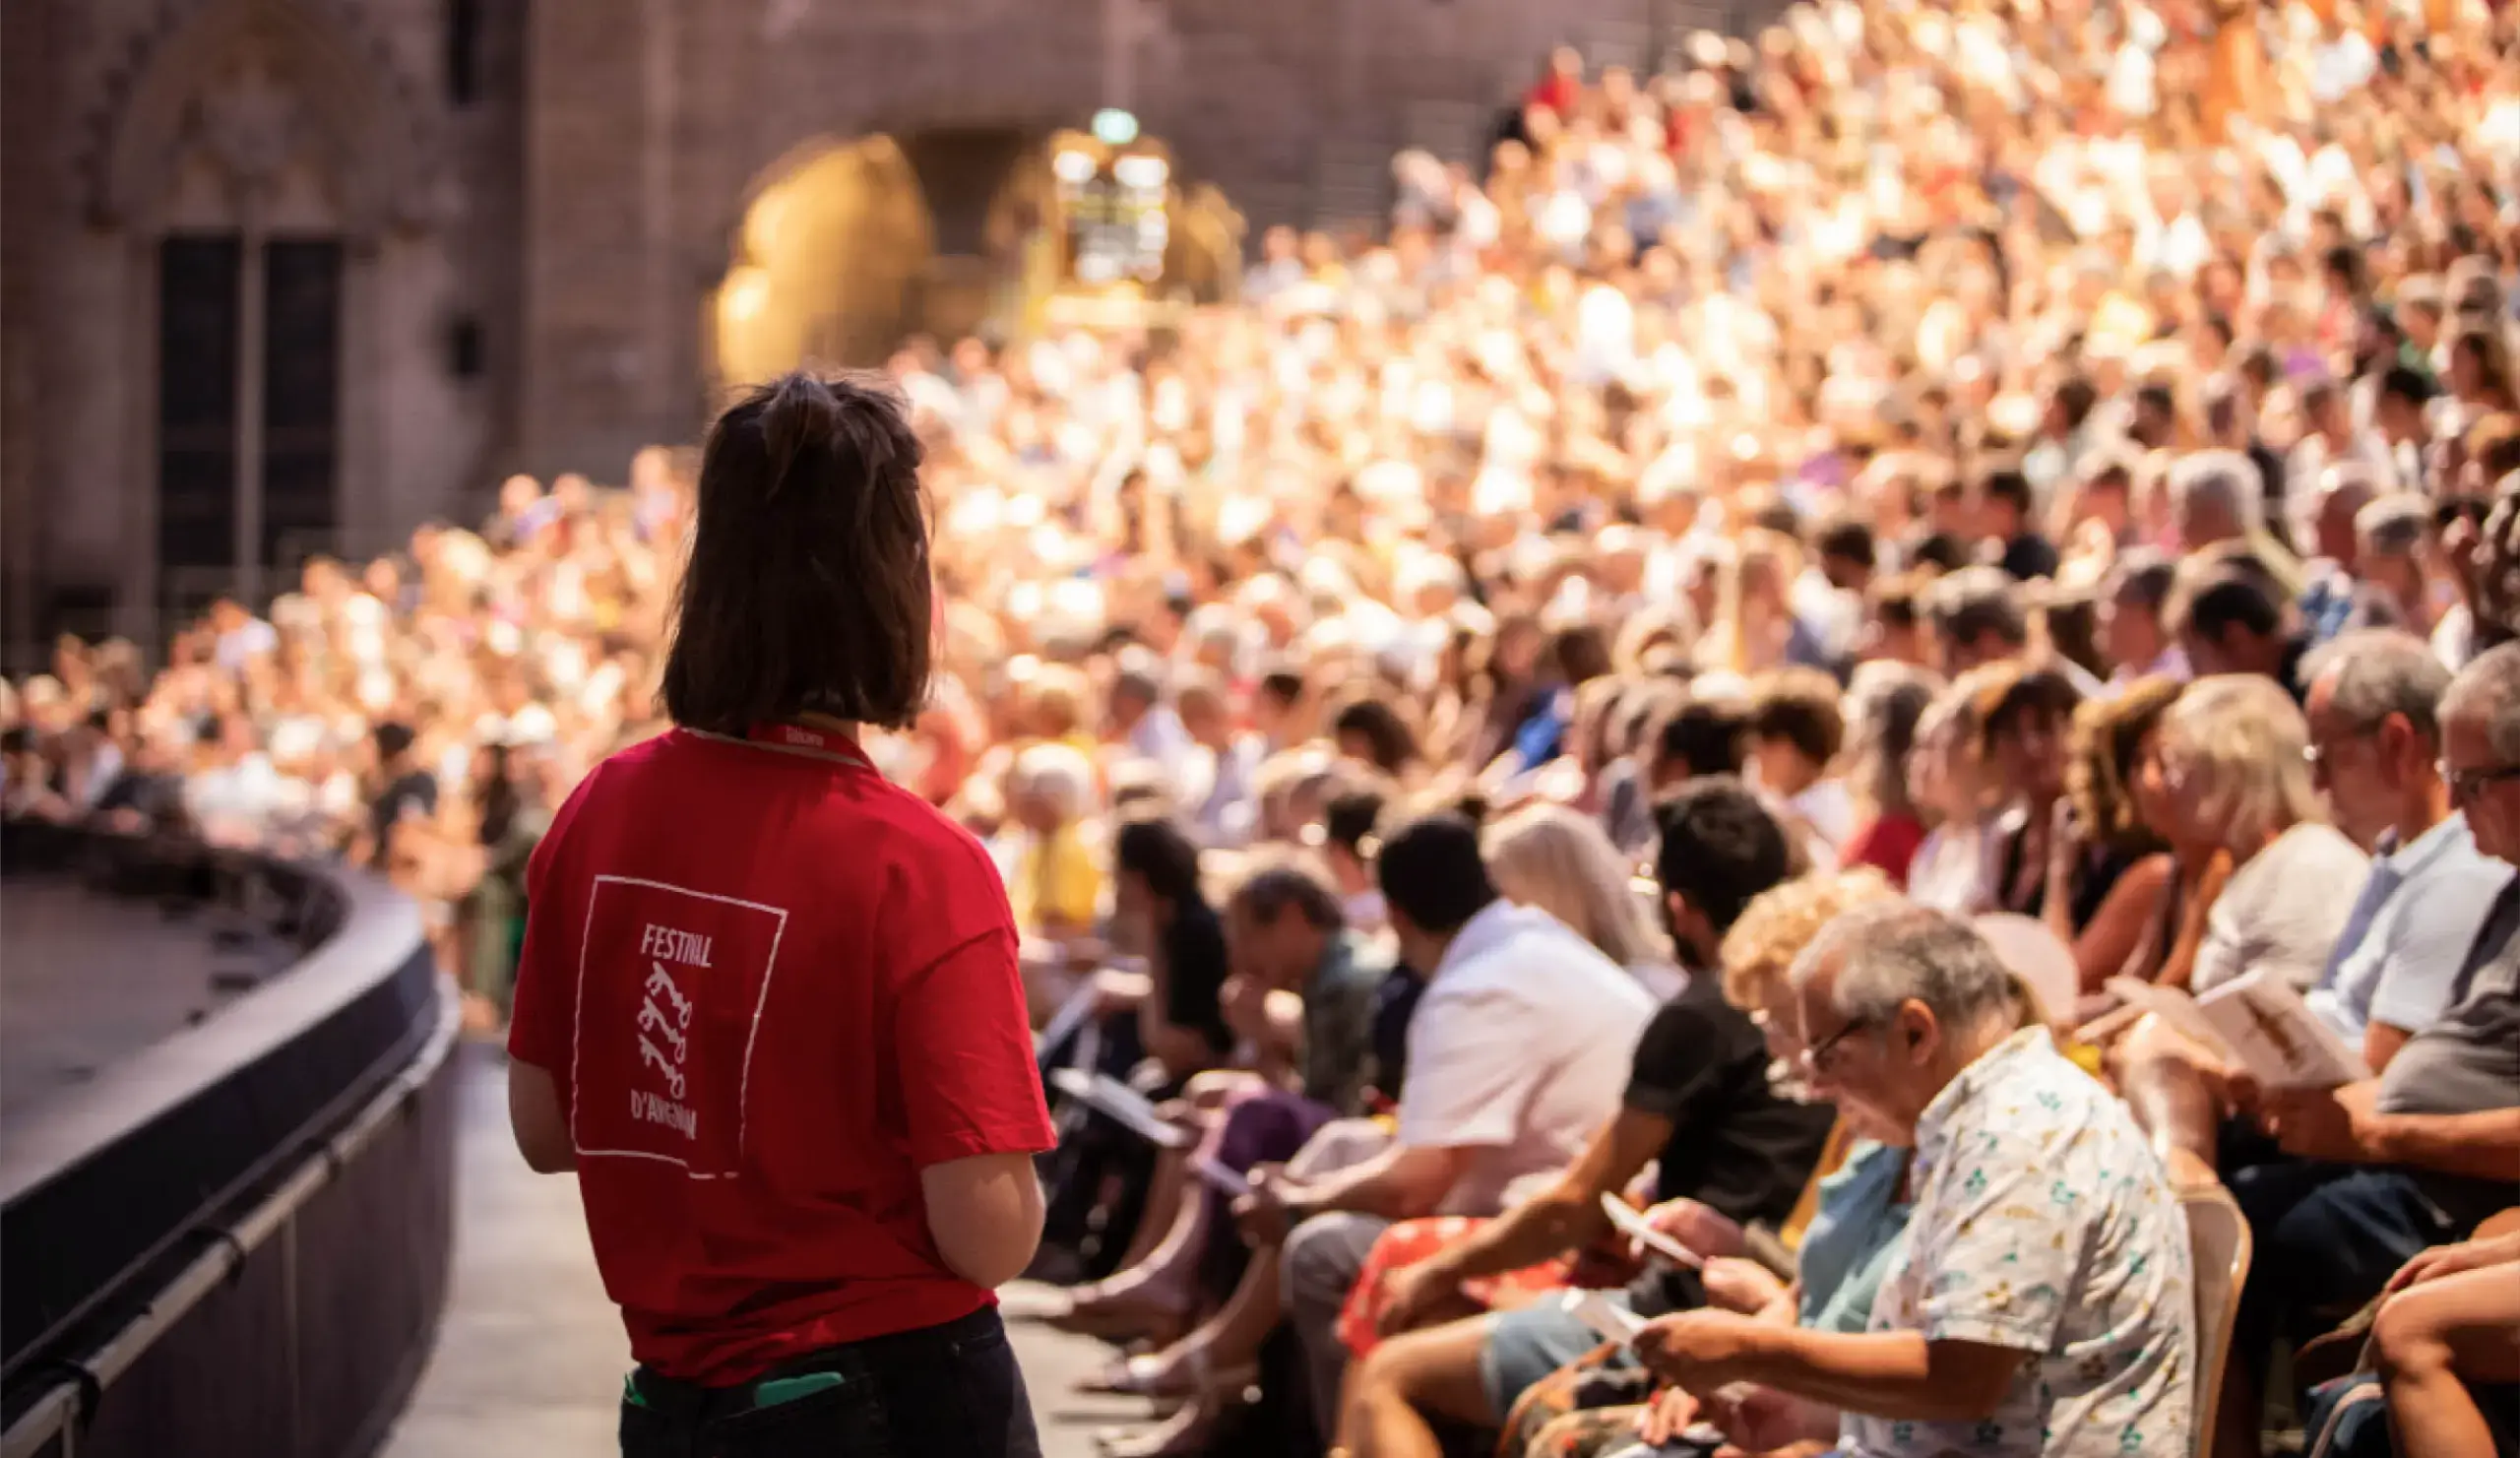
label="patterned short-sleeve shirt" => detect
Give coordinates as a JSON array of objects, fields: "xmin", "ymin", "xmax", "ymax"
[{"xmin": 1842, "ymin": 1028, "xmax": 2196, "ymax": 1458}]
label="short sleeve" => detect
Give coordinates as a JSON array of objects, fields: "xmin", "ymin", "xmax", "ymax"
[
  {"xmin": 2367, "ymin": 862, "xmax": 2517, "ymax": 1034},
  {"xmin": 505, "ymin": 768, "xmax": 598, "ymax": 1084},
  {"xmin": 1396, "ymin": 986, "xmax": 1543, "ymax": 1151},
  {"xmin": 891, "ymin": 922, "xmax": 1057, "ymax": 1167},
  {"xmin": 1907, "ymin": 1128, "xmax": 2082, "ymax": 1353},
  {"xmin": 1621, "ymin": 994, "xmax": 1750, "ymax": 1124}
]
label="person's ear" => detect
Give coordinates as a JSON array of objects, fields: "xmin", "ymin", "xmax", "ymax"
[{"xmin": 1898, "ymin": 999, "xmax": 1935, "ymax": 1060}]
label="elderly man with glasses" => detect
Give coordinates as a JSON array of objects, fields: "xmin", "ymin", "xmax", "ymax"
[
  {"xmin": 2211, "ymin": 642, "xmax": 2520, "ymax": 1458},
  {"xmin": 1631, "ymin": 903, "xmax": 2197, "ymax": 1458}
]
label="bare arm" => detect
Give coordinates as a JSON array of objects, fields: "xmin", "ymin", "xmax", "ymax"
[
  {"xmin": 1679, "ymin": 1322, "xmax": 2026, "ymax": 1424},
  {"xmin": 506, "ymin": 1059, "xmax": 576, "ymax": 1173},
  {"xmin": 2368, "ymin": 1106, "xmax": 2520, "ymax": 1182},
  {"xmin": 2362, "ymin": 1021, "xmax": 2414, "ymax": 1076},
  {"xmin": 1411, "ymin": 1107, "xmax": 1672, "ymax": 1285},
  {"xmin": 2069, "ymin": 855, "xmax": 2174, "ymax": 993},
  {"xmin": 920, "ymin": 1152, "xmax": 1046, "ymax": 1290},
  {"xmin": 1281, "ymin": 1141, "xmax": 1471, "ymax": 1222}
]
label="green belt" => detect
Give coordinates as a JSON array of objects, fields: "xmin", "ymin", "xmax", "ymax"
[{"xmin": 623, "ymin": 1370, "xmax": 846, "ymax": 1411}]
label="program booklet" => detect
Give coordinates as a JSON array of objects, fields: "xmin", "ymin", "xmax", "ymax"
[
  {"xmin": 2105, "ymin": 972, "xmax": 2370, "ymax": 1090},
  {"xmin": 1046, "ymin": 1067, "xmax": 1195, "ymax": 1150},
  {"xmin": 2194, "ymin": 969, "xmax": 2371, "ymax": 1090}
]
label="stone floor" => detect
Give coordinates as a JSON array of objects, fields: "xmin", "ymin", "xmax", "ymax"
[{"xmin": 375, "ymin": 1042, "xmax": 1157, "ymax": 1458}]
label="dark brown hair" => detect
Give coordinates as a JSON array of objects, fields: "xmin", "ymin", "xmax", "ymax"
[
  {"xmin": 661, "ymin": 372, "xmax": 931, "ymax": 733},
  {"xmin": 2068, "ymin": 674, "xmax": 2180, "ymax": 854},
  {"xmin": 1745, "ymin": 666, "xmax": 1846, "ymax": 765}
]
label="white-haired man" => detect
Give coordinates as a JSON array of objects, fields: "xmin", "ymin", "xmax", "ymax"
[
  {"xmin": 2171, "ymin": 448, "xmax": 2262, "ymax": 553},
  {"xmin": 2228, "ymin": 642, "xmax": 2520, "ymax": 1457},
  {"xmin": 1634, "ymin": 904, "xmax": 2196, "ymax": 1458}
]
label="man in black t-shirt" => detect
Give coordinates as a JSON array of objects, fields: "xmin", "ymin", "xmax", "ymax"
[{"xmin": 1339, "ymin": 780, "xmax": 1835, "ymax": 1451}]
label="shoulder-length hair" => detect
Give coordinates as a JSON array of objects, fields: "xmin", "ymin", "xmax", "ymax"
[
  {"xmin": 661, "ymin": 372, "xmax": 931, "ymax": 733},
  {"xmin": 2159, "ymin": 673, "xmax": 2323, "ymax": 852},
  {"xmin": 2067, "ymin": 675, "xmax": 2180, "ymax": 854},
  {"xmin": 1481, "ymin": 801, "xmax": 1671, "ymax": 970}
]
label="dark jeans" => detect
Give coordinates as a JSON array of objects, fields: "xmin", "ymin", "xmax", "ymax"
[
  {"xmin": 619, "ymin": 1307, "xmax": 1041, "ymax": 1458},
  {"xmin": 2229, "ymin": 1158, "xmax": 2468, "ymax": 1390}
]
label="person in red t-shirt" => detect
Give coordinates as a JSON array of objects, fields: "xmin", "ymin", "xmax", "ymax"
[{"xmin": 506, "ymin": 371, "xmax": 1055, "ymax": 1458}]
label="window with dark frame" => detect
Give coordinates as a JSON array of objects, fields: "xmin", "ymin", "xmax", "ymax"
[
  {"xmin": 446, "ymin": 0, "xmax": 483, "ymax": 106},
  {"xmin": 157, "ymin": 234, "xmax": 243, "ymax": 613}
]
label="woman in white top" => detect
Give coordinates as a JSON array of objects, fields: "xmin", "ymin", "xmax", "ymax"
[
  {"xmin": 1903, "ymin": 672, "xmax": 1999, "ymax": 917},
  {"xmin": 1481, "ymin": 801, "xmax": 1683, "ymax": 999},
  {"xmin": 2140, "ymin": 673, "xmax": 2369, "ymax": 992}
]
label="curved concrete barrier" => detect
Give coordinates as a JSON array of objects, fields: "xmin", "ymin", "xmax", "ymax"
[{"xmin": 0, "ymin": 822, "xmax": 459, "ymax": 1458}]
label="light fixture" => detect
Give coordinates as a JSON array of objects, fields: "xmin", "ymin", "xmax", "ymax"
[
  {"xmin": 1091, "ymin": 107, "xmax": 1140, "ymax": 146},
  {"xmin": 1112, "ymin": 154, "xmax": 1168, "ymax": 190}
]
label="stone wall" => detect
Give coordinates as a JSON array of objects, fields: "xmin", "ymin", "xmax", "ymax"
[{"xmin": 3, "ymin": 0, "xmax": 1783, "ymax": 663}]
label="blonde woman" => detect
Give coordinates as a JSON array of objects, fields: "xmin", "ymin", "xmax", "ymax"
[
  {"xmin": 2141, "ymin": 673, "xmax": 2368, "ymax": 992},
  {"xmin": 1482, "ymin": 801, "xmax": 1680, "ymax": 997}
]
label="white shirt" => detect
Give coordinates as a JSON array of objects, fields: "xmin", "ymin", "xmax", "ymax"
[
  {"xmin": 1909, "ymin": 821, "xmax": 1993, "ymax": 916},
  {"xmin": 2305, "ymin": 814, "xmax": 2513, "ymax": 1046},
  {"xmin": 1398, "ymin": 901, "xmax": 1659, "ymax": 1214},
  {"xmin": 2192, "ymin": 823, "xmax": 2371, "ymax": 993}
]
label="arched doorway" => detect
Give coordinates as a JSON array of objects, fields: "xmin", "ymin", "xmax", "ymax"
[
  {"xmin": 709, "ymin": 124, "xmax": 1246, "ymax": 387},
  {"xmin": 710, "ymin": 135, "xmax": 936, "ymax": 386}
]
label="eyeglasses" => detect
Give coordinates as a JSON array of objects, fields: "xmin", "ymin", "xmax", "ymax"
[
  {"xmin": 1797, "ymin": 1014, "xmax": 1882, "ymax": 1076},
  {"xmin": 2302, "ymin": 727, "xmax": 2377, "ymax": 772},
  {"xmin": 2441, "ymin": 760, "xmax": 2520, "ymax": 804}
]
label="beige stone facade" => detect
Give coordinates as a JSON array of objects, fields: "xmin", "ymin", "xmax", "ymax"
[{"xmin": 2, "ymin": 0, "xmax": 1748, "ymax": 666}]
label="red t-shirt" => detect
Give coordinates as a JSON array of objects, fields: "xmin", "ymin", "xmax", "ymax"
[
  {"xmin": 508, "ymin": 724, "xmax": 1055, "ymax": 1383},
  {"xmin": 1842, "ymin": 811, "xmax": 1928, "ymax": 889}
]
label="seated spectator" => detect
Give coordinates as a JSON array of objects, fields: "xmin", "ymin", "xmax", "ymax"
[
  {"xmin": 1333, "ymin": 809, "xmax": 1860, "ymax": 1458},
  {"xmin": 1109, "ymin": 662, "xmax": 1194, "ymax": 786},
  {"xmin": 1904, "ymin": 672, "xmax": 1997, "ymax": 917},
  {"xmin": 1111, "ymin": 816, "xmax": 1233, "ymax": 1084},
  {"xmin": 1927, "ymin": 567, "xmax": 2033, "ymax": 677},
  {"xmin": 1974, "ymin": 664, "xmax": 2086, "ymax": 919},
  {"xmin": 1049, "ymin": 856, "xmax": 1391, "ymax": 1373},
  {"xmin": 2144, "ymin": 673, "xmax": 2368, "ymax": 993},
  {"xmin": 2048, "ymin": 674, "xmax": 2180, "ymax": 991},
  {"xmin": 2368, "ymin": 1216, "xmax": 2520, "ymax": 1458},
  {"xmin": 1262, "ymin": 813, "xmax": 1662, "ymax": 1443},
  {"xmin": 2352, "ymin": 494, "xmax": 2443, "ymax": 639},
  {"xmin": 1005, "ymin": 741, "xmax": 1102, "ymax": 944},
  {"xmin": 2173, "ymin": 564, "xmax": 2311, "ymax": 701},
  {"xmin": 2300, "ymin": 464, "xmax": 2386, "ymax": 645},
  {"xmin": 1480, "ymin": 802, "xmax": 1680, "ymax": 997},
  {"xmin": 2120, "ymin": 633, "xmax": 2504, "ymax": 1193},
  {"xmin": 1745, "ymin": 666, "xmax": 1854, "ymax": 860},
  {"xmin": 1638, "ymin": 691, "xmax": 1749, "ymax": 799},
  {"xmin": 2228, "ymin": 643, "xmax": 2520, "ymax": 1458},
  {"xmin": 1860, "ymin": 572, "xmax": 1933, "ymax": 669},
  {"xmin": 1635, "ymin": 904, "xmax": 2198, "ymax": 1458},
  {"xmin": 2099, "ymin": 547, "xmax": 2188, "ymax": 690},
  {"xmin": 1979, "ymin": 468, "xmax": 2060, "ymax": 582},
  {"xmin": 1838, "ymin": 662, "xmax": 1941, "ymax": 888},
  {"xmin": 1322, "ymin": 782, "xmax": 1393, "ymax": 932}
]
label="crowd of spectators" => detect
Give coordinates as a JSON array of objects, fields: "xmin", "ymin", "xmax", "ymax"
[{"xmin": 7, "ymin": 0, "xmax": 2520, "ymax": 1452}]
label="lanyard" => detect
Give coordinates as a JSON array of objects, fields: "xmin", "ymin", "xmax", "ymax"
[{"xmin": 742, "ymin": 720, "xmax": 872, "ymax": 770}]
